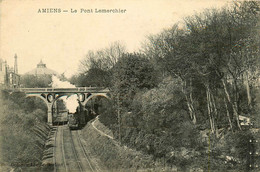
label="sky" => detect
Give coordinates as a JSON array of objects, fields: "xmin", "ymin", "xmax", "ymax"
[{"xmin": 0, "ymin": 0, "xmax": 230, "ymax": 77}]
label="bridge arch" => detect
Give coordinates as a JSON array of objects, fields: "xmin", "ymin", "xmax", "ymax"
[
  {"xmin": 26, "ymin": 94, "xmax": 48, "ymax": 105},
  {"xmin": 25, "ymin": 94, "xmax": 56, "ymax": 124},
  {"xmin": 82, "ymin": 93, "xmax": 110, "ymax": 106}
]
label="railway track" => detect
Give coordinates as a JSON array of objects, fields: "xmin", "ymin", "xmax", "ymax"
[
  {"xmin": 53, "ymin": 126, "xmax": 57, "ymax": 172},
  {"xmin": 75, "ymin": 130, "xmax": 100, "ymax": 172},
  {"xmin": 54, "ymin": 125, "xmax": 98, "ymax": 172},
  {"xmin": 61, "ymin": 125, "xmax": 68, "ymax": 172},
  {"xmin": 70, "ymin": 129, "xmax": 99, "ymax": 172},
  {"xmin": 61, "ymin": 126, "xmax": 82, "ymax": 172},
  {"xmin": 78, "ymin": 130, "xmax": 102, "ymax": 172},
  {"xmin": 53, "ymin": 125, "xmax": 68, "ymax": 172},
  {"xmin": 69, "ymin": 129, "xmax": 84, "ymax": 172}
]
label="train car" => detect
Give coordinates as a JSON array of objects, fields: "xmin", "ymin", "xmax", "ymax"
[
  {"xmin": 68, "ymin": 113, "xmax": 79, "ymax": 129},
  {"xmin": 53, "ymin": 110, "xmax": 69, "ymax": 125}
]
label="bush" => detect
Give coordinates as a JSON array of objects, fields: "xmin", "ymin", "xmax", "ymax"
[
  {"xmin": 0, "ymin": 90, "xmax": 49, "ymax": 167},
  {"xmin": 99, "ymin": 100, "xmax": 118, "ymax": 130},
  {"xmin": 208, "ymin": 130, "xmax": 255, "ymax": 171}
]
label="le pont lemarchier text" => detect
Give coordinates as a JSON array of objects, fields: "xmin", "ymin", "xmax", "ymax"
[{"xmin": 38, "ymin": 8, "xmax": 127, "ymax": 13}]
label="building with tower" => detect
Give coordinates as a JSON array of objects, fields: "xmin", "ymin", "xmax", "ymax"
[
  {"xmin": 21, "ymin": 60, "xmax": 59, "ymax": 88},
  {"xmin": 0, "ymin": 58, "xmax": 7, "ymax": 85},
  {"xmin": 0, "ymin": 54, "xmax": 20, "ymax": 88}
]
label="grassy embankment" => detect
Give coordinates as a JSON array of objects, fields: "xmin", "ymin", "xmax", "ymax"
[{"xmin": 0, "ymin": 91, "xmax": 52, "ymax": 171}]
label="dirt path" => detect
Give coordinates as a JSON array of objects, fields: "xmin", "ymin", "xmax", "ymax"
[{"xmin": 91, "ymin": 116, "xmax": 114, "ymax": 140}]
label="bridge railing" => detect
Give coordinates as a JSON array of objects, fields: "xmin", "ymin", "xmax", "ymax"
[{"xmin": 12, "ymin": 87, "xmax": 109, "ymax": 93}]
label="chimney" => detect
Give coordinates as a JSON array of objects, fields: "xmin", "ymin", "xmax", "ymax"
[{"xmin": 14, "ymin": 54, "xmax": 18, "ymax": 74}]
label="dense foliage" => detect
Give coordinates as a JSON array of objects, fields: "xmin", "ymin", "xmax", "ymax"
[
  {"xmin": 112, "ymin": 53, "xmax": 159, "ymax": 108},
  {"xmin": 74, "ymin": 1, "xmax": 260, "ymax": 171},
  {"xmin": 70, "ymin": 68, "xmax": 111, "ymax": 87},
  {"xmin": 0, "ymin": 91, "xmax": 49, "ymax": 168},
  {"xmin": 20, "ymin": 74, "xmax": 52, "ymax": 88}
]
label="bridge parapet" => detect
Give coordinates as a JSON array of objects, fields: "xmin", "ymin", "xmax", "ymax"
[{"xmin": 12, "ymin": 87, "xmax": 110, "ymax": 93}]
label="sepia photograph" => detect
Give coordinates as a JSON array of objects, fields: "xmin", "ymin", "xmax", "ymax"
[{"xmin": 0, "ymin": 0, "xmax": 260, "ymax": 171}]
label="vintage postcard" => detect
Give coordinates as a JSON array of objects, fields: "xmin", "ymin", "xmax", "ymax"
[{"xmin": 0, "ymin": 0, "xmax": 259, "ymax": 171}]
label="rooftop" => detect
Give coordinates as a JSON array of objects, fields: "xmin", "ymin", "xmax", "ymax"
[{"xmin": 25, "ymin": 60, "xmax": 59, "ymax": 76}]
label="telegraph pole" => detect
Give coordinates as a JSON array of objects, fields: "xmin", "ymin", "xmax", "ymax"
[{"xmin": 117, "ymin": 93, "xmax": 121, "ymax": 142}]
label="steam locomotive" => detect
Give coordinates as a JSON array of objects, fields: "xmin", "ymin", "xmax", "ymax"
[{"xmin": 67, "ymin": 113, "xmax": 79, "ymax": 129}]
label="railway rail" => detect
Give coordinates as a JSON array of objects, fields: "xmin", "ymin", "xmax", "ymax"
[
  {"xmin": 62, "ymin": 126, "xmax": 82, "ymax": 171},
  {"xmin": 61, "ymin": 125, "xmax": 68, "ymax": 172},
  {"xmin": 69, "ymin": 129, "xmax": 84, "ymax": 172},
  {"xmin": 74, "ymin": 130, "xmax": 98, "ymax": 172},
  {"xmin": 53, "ymin": 124, "xmax": 68, "ymax": 172},
  {"xmin": 53, "ymin": 127, "xmax": 58, "ymax": 172},
  {"xmin": 54, "ymin": 125, "xmax": 98, "ymax": 172}
]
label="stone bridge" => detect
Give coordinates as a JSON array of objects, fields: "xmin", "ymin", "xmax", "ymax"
[{"xmin": 14, "ymin": 87, "xmax": 110, "ymax": 125}]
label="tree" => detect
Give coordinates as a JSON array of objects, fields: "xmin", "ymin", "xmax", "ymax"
[
  {"xmin": 20, "ymin": 75, "xmax": 52, "ymax": 88},
  {"xmin": 70, "ymin": 68, "xmax": 110, "ymax": 87},
  {"xmin": 75, "ymin": 41, "xmax": 127, "ymax": 87},
  {"xmin": 79, "ymin": 41, "xmax": 126, "ymax": 73},
  {"xmin": 142, "ymin": 1, "xmax": 260, "ymax": 133},
  {"xmin": 112, "ymin": 53, "xmax": 159, "ymax": 109}
]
